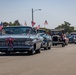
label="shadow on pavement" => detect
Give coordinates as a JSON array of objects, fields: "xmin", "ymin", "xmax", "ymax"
[
  {"xmin": 52, "ymin": 45, "xmax": 66, "ymax": 48},
  {"xmin": 0, "ymin": 52, "xmax": 33, "ymax": 56}
]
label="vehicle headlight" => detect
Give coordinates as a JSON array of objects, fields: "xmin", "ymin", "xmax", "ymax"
[
  {"xmin": 25, "ymin": 41, "xmax": 33, "ymax": 45},
  {"xmin": 0, "ymin": 42, "xmax": 6, "ymax": 46}
]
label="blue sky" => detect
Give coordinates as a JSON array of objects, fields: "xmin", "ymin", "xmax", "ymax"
[{"xmin": 0, "ymin": 0, "xmax": 76, "ymax": 29}]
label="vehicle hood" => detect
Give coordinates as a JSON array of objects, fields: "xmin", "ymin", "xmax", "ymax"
[{"xmin": 0, "ymin": 34, "xmax": 35, "ymax": 39}]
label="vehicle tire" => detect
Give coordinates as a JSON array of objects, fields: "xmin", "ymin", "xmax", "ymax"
[
  {"xmin": 48, "ymin": 45, "xmax": 51, "ymax": 50},
  {"xmin": 65, "ymin": 43, "xmax": 68, "ymax": 45},
  {"xmin": 52, "ymin": 44, "xmax": 54, "ymax": 46},
  {"xmin": 36, "ymin": 48, "xmax": 41, "ymax": 53},
  {"xmin": 28, "ymin": 49, "xmax": 35, "ymax": 55},
  {"xmin": 44, "ymin": 42, "xmax": 48, "ymax": 50},
  {"xmin": 62, "ymin": 43, "xmax": 65, "ymax": 47}
]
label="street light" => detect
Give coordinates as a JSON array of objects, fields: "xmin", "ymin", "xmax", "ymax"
[{"xmin": 32, "ymin": 8, "xmax": 41, "ymax": 26}]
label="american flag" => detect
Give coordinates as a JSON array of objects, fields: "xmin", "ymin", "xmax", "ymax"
[
  {"xmin": 0, "ymin": 22, "xmax": 3, "ymax": 30},
  {"xmin": 31, "ymin": 21, "xmax": 36, "ymax": 27}
]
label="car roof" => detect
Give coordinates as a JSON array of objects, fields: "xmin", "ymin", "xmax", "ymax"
[
  {"xmin": 37, "ymin": 29, "xmax": 45, "ymax": 31},
  {"xmin": 3, "ymin": 26, "xmax": 32, "ymax": 28}
]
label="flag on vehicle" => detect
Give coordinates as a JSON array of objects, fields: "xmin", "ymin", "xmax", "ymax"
[
  {"xmin": 0, "ymin": 22, "xmax": 3, "ymax": 30},
  {"xmin": 44, "ymin": 20, "xmax": 48, "ymax": 25},
  {"xmin": 31, "ymin": 21, "xmax": 36, "ymax": 27},
  {"xmin": 36, "ymin": 25, "xmax": 40, "ymax": 30}
]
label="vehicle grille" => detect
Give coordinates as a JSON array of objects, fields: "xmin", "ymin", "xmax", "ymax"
[
  {"xmin": 52, "ymin": 37, "xmax": 58, "ymax": 41},
  {"xmin": 13, "ymin": 38, "xmax": 28, "ymax": 46},
  {"xmin": 0, "ymin": 38, "xmax": 32, "ymax": 46},
  {"xmin": 0, "ymin": 41, "xmax": 6, "ymax": 46},
  {"xmin": 13, "ymin": 41, "xmax": 26, "ymax": 46}
]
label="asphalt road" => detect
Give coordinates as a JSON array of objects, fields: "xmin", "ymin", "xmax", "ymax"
[{"xmin": 0, "ymin": 44, "xmax": 76, "ymax": 75}]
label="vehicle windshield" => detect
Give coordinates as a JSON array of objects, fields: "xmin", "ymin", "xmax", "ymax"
[
  {"xmin": 3, "ymin": 27, "xmax": 33, "ymax": 35},
  {"xmin": 37, "ymin": 30, "xmax": 46, "ymax": 33},
  {"xmin": 51, "ymin": 31, "xmax": 62, "ymax": 35}
]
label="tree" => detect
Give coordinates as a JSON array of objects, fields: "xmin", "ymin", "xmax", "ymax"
[
  {"xmin": 55, "ymin": 21, "xmax": 74, "ymax": 33},
  {"xmin": 2, "ymin": 20, "xmax": 21, "ymax": 27},
  {"xmin": 13, "ymin": 20, "xmax": 20, "ymax": 26},
  {"xmin": 9, "ymin": 22, "xmax": 12, "ymax": 26},
  {"xmin": 3, "ymin": 22, "xmax": 9, "ymax": 27}
]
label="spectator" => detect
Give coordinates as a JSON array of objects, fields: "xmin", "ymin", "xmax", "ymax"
[{"xmin": 1, "ymin": 29, "xmax": 6, "ymax": 35}]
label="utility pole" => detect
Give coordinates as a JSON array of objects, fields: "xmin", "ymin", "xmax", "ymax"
[
  {"xmin": 31, "ymin": 8, "xmax": 41, "ymax": 27},
  {"xmin": 32, "ymin": 8, "xmax": 34, "ymax": 23}
]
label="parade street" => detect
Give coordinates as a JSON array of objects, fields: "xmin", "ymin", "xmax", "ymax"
[{"xmin": 0, "ymin": 44, "xmax": 76, "ymax": 75}]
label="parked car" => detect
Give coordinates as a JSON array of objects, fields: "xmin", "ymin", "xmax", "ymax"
[
  {"xmin": 37, "ymin": 33, "xmax": 52, "ymax": 50},
  {"xmin": 68, "ymin": 35, "xmax": 76, "ymax": 43},
  {"xmin": 74, "ymin": 37, "xmax": 76, "ymax": 44},
  {"xmin": 0, "ymin": 26, "xmax": 42, "ymax": 55}
]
